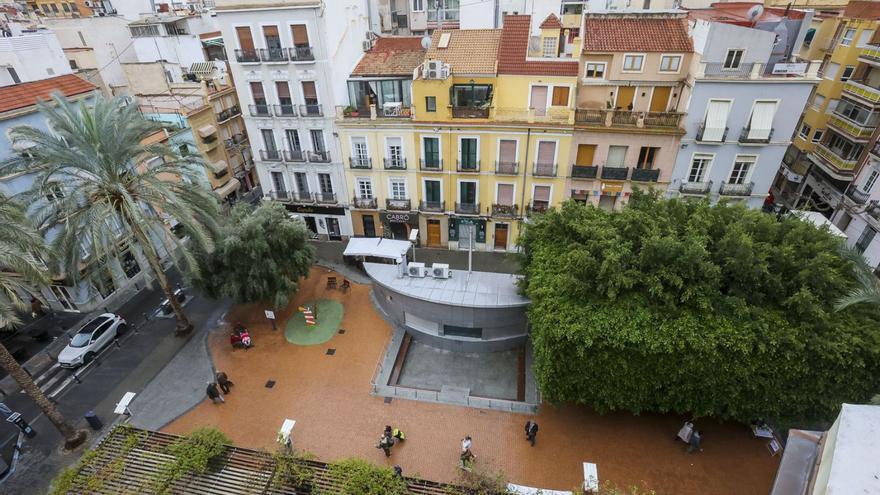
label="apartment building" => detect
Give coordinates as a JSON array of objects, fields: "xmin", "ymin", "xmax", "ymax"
[
  {"xmin": 572, "ymin": 13, "xmax": 692, "ymax": 211},
  {"xmin": 831, "ymin": 127, "xmax": 880, "ymax": 269},
  {"xmin": 0, "ymin": 24, "xmax": 72, "ymax": 87},
  {"xmin": 26, "ymin": 0, "xmax": 115, "ymax": 18},
  {"xmin": 669, "ymin": 4, "xmax": 819, "ymax": 209},
  {"xmin": 215, "ymin": 0, "xmax": 371, "ymax": 240}
]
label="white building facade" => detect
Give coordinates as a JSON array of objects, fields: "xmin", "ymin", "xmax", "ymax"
[
  {"xmin": 0, "ymin": 27, "xmax": 72, "ymax": 87},
  {"xmin": 215, "ymin": 0, "xmax": 371, "ymax": 240},
  {"xmin": 832, "ymin": 148, "xmax": 880, "ymax": 269}
]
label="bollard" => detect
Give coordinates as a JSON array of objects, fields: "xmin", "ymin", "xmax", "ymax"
[{"xmin": 84, "ymin": 411, "xmax": 103, "ymax": 430}]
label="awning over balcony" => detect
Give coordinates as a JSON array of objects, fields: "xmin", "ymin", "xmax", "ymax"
[
  {"xmin": 198, "ymin": 125, "xmax": 218, "ymax": 138},
  {"xmin": 209, "ymin": 160, "xmax": 228, "ymax": 174},
  {"xmin": 214, "ymin": 177, "xmax": 240, "ymax": 198}
]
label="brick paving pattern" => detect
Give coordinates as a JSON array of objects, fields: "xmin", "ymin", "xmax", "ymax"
[{"xmin": 164, "ymin": 267, "xmax": 779, "ymax": 494}]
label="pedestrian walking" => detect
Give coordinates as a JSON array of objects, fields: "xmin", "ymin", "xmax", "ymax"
[
  {"xmin": 206, "ymin": 382, "xmax": 224, "ymax": 404},
  {"xmin": 524, "ymin": 420, "xmax": 539, "ymax": 446},
  {"xmin": 376, "ymin": 435, "xmax": 393, "ymax": 457},
  {"xmin": 687, "ymin": 430, "xmax": 703, "ymax": 454},
  {"xmin": 216, "ymin": 371, "xmax": 233, "ymax": 394},
  {"xmin": 459, "ymin": 447, "xmax": 475, "ymax": 470},
  {"xmin": 393, "ymin": 465, "xmax": 403, "ymax": 478},
  {"xmin": 461, "ymin": 435, "xmax": 472, "ymax": 452}
]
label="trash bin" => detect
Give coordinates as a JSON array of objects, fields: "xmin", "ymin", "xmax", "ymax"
[{"xmin": 84, "ymin": 410, "xmax": 102, "ymax": 430}]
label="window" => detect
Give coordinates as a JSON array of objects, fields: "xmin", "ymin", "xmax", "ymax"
[
  {"xmin": 862, "ymin": 169, "xmax": 880, "ymax": 193},
  {"xmin": 542, "ymin": 37, "xmax": 557, "ymax": 57},
  {"xmin": 271, "ymin": 171, "xmax": 287, "ymax": 193},
  {"xmin": 459, "ymin": 181, "xmax": 477, "ymax": 204},
  {"xmin": 386, "ymin": 137, "xmax": 404, "ymax": 167},
  {"xmin": 702, "ymin": 99, "xmax": 732, "ymax": 141},
  {"xmin": 357, "ymin": 178, "xmax": 373, "ymax": 198},
  {"xmin": 451, "ymin": 84, "xmax": 492, "ymax": 107},
  {"xmin": 551, "ymin": 87, "xmax": 570, "ymax": 106},
  {"xmin": 424, "ymin": 179, "xmax": 442, "ymax": 202},
  {"xmin": 318, "ymin": 173, "xmax": 333, "ymax": 194},
  {"xmin": 496, "ymin": 184, "xmax": 514, "ymax": 206},
  {"xmin": 61, "ymin": 3, "xmax": 70, "ymax": 12},
  {"xmin": 351, "ymin": 136, "xmax": 369, "ymax": 164},
  {"xmin": 606, "ymin": 145, "xmax": 627, "ymax": 167},
  {"xmin": 799, "ymin": 123, "xmax": 812, "ymax": 139},
  {"xmin": 812, "ymin": 94, "xmax": 826, "ymax": 110},
  {"xmin": 584, "ymin": 62, "xmax": 605, "ymax": 79},
  {"xmin": 824, "ymin": 62, "xmax": 840, "ymax": 80},
  {"xmin": 130, "ymin": 25, "xmax": 160, "ymax": 37},
  {"xmin": 120, "ymin": 247, "xmax": 141, "ymax": 279},
  {"xmin": 728, "ymin": 155, "xmax": 756, "ymax": 185},
  {"xmin": 460, "ymin": 138, "xmax": 478, "ymax": 169},
  {"xmin": 637, "ymin": 147, "xmax": 658, "ymax": 169},
  {"xmin": 286, "ymin": 129, "xmax": 302, "ymax": 152},
  {"xmin": 390, "ymin": 179, "xmax": 407, "ymax": 199},
  {"xmin": 858, "ymin": 29, "xmax": 875, "ymax": 48},
  {"xmin": 840, "ymin": 28, "xmax": 857, "ymax": 46},
  {"xmin": 659, "ymin": 55, "xmax": 682, "ymax": 72},
  {"xmin": 310, "ymin": 129, "xmax": 325, "ymax": 152},
  {"xmin": 291, "ymin": 24, "xmax": 310, "ymax": 46},
  {"xmin": 827, "ymin": 132, "xmax": 864, "ymax": 160},
  {"xmin": 68, "ymin": 59, "xmax": 78, "ymax": 70},
  {"xmin": 746, "ymin": 101, "xmax": 777, "ymax": 140},
  {"xmin": 412, "ymin": 0, "xmax": 424, "ymax": 11},
  {"xmin": 841, "ymin": 66, "xmax": 856, "ymax": 82},
  {"xmin": 688, "ymin": 154, "xmax": 713, "ymax": 182},
  {"xmin": 856, "ymin": 226, "xmax": 876, "ymax": 254},
  {"xmin": 276, "ymin": 81, "xmax": 292, "ymax": 106},
  {"xmin": 532, "ymin": 185, "xmax": 551, "ymax": 209},
  {"xmin": 93, "ymin": 269, "xmax": 115, "ymax": 299},
  {"xmin": 294, "ymin": 172, "xmax": 309, "ymax": 194},
  {"xmin": 812, "ymin": 129, "xmax": 824, "ymax": 143},
  {"xmin": 723, "ymin": 49, "xmax": 744, "ymax": 69},
  {"xmin": 623, "ymin": 54, "xmax": 644, "ymax": 72},
  {"xmin": 423, "ymin": 136, "xmax": 440, "ymax": 166},
  {"xmin": 499, "ymin": 139, "xmax": 517, "ymax": 165},
  {"xmin": 425, "ymin": 96, "xmax": 436, "ymax": 112},
  {"xmin": 250, "ymin": 82, "xmax": 266, "ymax": 105},
  {"xmin": 261, "ymin": 129, "xmax": 277, "ymax": 152}
]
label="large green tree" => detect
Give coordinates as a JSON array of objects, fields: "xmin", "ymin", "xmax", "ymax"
[
  {"xmin": 519, "ymin": 192, "xmax": 880, "ymax": 422},
  {"xmin": 2, "ymin": 94, "xmax": 221, "ymax": 334},
  {"xmin": 192, "ymin": 201, "xmax": 315, "ymax": 308}
]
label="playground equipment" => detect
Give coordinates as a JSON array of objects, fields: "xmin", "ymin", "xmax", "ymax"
[{"xmin": 298, "ymin": 304, "xmax": 318, "ymax": 326}]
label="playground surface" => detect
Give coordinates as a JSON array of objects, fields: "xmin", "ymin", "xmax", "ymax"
[
  {"xmin": 164, "ymin": 267, "xmax": 781, "ymax": 494},
  {"xmin": 285, "ymin": 299, "xmax": 344, "ymax": 345}
]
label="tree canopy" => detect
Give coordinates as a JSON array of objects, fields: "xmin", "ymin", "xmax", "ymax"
[
  {"xmin": 192, "ymin": 201, "xmax": 315, "ymax": 308},
  {"xmin": 519, "ymin": 193, "xmax": 880, "ymax": 422}
]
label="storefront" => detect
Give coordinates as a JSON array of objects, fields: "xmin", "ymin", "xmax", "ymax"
[
  {"xmin": 448, "ymin": 217, "xmax": 487, "ymax": 251},
  {"xmin": 284, "ymin": 204, "xmax": 352, "ymax": 241},
  {"xmin": 381, "ymin": 211, "xmax": 419, "ymax": 241},
  {"xmin": 351, "ymin": 210, "xmax": 382, "ymax": 238}
]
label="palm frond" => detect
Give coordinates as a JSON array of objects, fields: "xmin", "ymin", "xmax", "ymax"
[{"xmin": 836, "ymin": 245, "xmax": 880, "ymax": 311}]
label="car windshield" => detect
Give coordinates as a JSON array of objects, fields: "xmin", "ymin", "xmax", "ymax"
[{"xmin": 69, "ymin": 332, "xmax": 92, "ymax": 348}]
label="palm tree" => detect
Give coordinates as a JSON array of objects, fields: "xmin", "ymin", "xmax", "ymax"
[
  {"xmin": 2, "ymin": 94, "xmax": 221, "ymax": 334},
  {"xmin": 836, "ymin": 245, "xmax": 880, "ymax": 311},
  {"xmin": 0, "ymin": 196, "xmax": 87, "ymax": 449}
]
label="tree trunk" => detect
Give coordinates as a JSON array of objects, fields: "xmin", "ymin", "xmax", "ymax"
[
  {"xmin": 0, "ymin": 344, "xmax": 86, "ymax": 449},
  {"xmin": 130, "ymin": 228, "xmax": 193, "ymax": 335}
]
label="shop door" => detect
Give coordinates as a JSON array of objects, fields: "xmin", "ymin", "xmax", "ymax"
[
  {"xmin": 389, "ymin": 223, "xmax": 408, "ymax": 240},
  {"xmin": 362, "ymin": 215, "xmax": 376, "ymax": 237},
  {"xmin": 649, "ymin": 86, "xmax": 671, "ymax": 112},
  {"xmin": 427, "ymin": 219, "xmax": 441, "ymax": 247},
  {"xmin": 326, "ymin": 218, "xmax": 341, "ymax": 240},
  {"xmin": 494, "ymin": 223, "xmax": 508, "ymax": 250},
  {"xmin": 304, "ymin": 216, "xmax": 318, "ymax": 236}
]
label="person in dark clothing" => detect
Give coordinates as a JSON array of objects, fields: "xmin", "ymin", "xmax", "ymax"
[
  {"xmin": 206, "ymin": 382, "xmax": 224, "ymax": 404},
  {"xmin": 216, "ymin": 371, "xmax": 233, "ymax": 394},
  {"xmin": 377, "ymin": 435, "xmax": 392, "ymax": 457},
  {"xmin": 393, "ymin": 465, "xmax": 403, "ymax": 478},
  {"xmin": 688, "ymin": 430, "xmax": 703, "ymax": 453},
  {"xmin": 524, "ymin": 420, "xmax": 539, "ymax": 446}
]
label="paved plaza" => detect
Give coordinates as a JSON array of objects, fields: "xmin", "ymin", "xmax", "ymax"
[{"xmin": 163, "ymin": 267, "xmax": 780, "ymax": 494}]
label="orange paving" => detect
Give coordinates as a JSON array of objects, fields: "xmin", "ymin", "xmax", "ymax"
[{"xmin": 165, "ymin": 267, "xmax": 780, "ymax": 494}]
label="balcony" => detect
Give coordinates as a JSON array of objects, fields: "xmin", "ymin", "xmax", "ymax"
[
  {"xmin": 858, "ymin": 44, "xmax": 880, "ymax": 65},
  {"xmin": 533, "ymin": 163, "xmax": 557, "ymax": 177},
  {"xmin": 847, "ymin": 186, "xmax": 870, "ymax": 204},
  {"xmin": 719, "ymin": 181, "xmax": 754, "ymax": 197},
  {"xmin": 697, "ymin": 60, "xmax": 819, "ymax": 80},
  {"xmin": 696, "ymin": 123, "xmax": 729, "ymax": 143},
  {"xmin": 315, "ymin": 192, "xmax": 337, "ymax": 204},
  {"xmin": 571, "ymin": 165, "xmax": 598, "ymax": 179},
  {"xmin": 420, "ymin": 158, "xmax": 443, "ymax": 171},
  {"xmin": 288, "ymin": 46, "xmax": 315, "ymax": 62},
  {"xmin": 495, "ymin": 161, "xmax": 519, "ymax": 175},
  {"xmin": 234, "ymin": 48, "xmax": 260, "ymax": 63},
  {"xmin": 259, "ymin": 149, "xmax": 282, "ymax": 161},
  {"xmin": 224, "ymin": 133, "xmax": 247, "ymax": 149},
  {"xmin": 386, "ymin": 198, "xmax": 411, "ymax": 211},
  {"xmin": 842, "ymin": 81, "xmax": 880, "ymax": 105},
  {"xmin": 383, "ymin": 157, "xmax": 406, "ymax": 170},
  {"xmin": 643, "ymin": 112, "xmax": 685, "ymax": 129},
  {"xmin": 601, "ymin": 166, "xmax": 629, "ymax": 180},
  {"xmin": 527, "ymin": 202, "xmax": 549, "ymax": 216},
  {"xmin": 610, "ymin": 111, "xmax": 638, "ymax": 126},
  {"xmin": 217, "ymin": 105, "xmax": 241, "ymax": 122},
  {"xmin": 457, "ymin": 160, "xmax": 480, "ymax": 173},
  {"xmin": 811, "ymin": 143, "xmax": 859, "ymax": 173},
  {"xmin": 631, "ymin": 168, "xmax": 660, "ymax": 182},
  {"xmin": 269, "ymin": 190, "xmax": 290, "ymax": 202},
  {"xmin": 274, "ymin": 104, "xmax": 297, "ymax": 117},
  {"xmin": 308, "ymin": 151, "xmax": 331, "ymax": 163},
  {"xmin": 349, "ymin": 157, "xmax": 372, "ymax": 169},
  {"xmin": 455, "ymin": 202, "xmax": 480, "ymax": 215},
  {"xmin": 452, "ymin": 106, "xmax": 490, "ymax": 119},
  {"xmin": 491, "ymin": 203, "xmax": 518, "ymax": 218},
  {"xmin": 259, "ymin": 47, "xmax": 288, "ymax": 62},
  {"xmin": 700, "ymin": 62, "xmax": 758, "ymax": 78},
  {"xmin": 284, "ymin": 149, "xmax": 305, "ymax": 162},
  {"xmin": 827, "ymin": 114, "xmax": 877, "ymax": 141},
  {"xmin": 679, "ymin": 180, "xmax": 712, "ymax": 195},
  {"xmin": 352, "ymin": 196, "xmax": 377, "ymax": 209},
  {"xmin": 249, "ymin": 104, "xmax": 272, "ymax": 117},
  {"xmin": 299, "ymin": 104, "xmax": 323, "ymax": 117},
  {"xmin": 292, "ymin": 191, "xmax": 315, "ymax": 203},
  {"xmin": 342, "ymin": 106, "xmax": 372, "ymax": 118},
  {"xmin": 419, "ymin": 200, "xmax": 445, "ymax": 212},
  {"xmin": 574, "ymin": 109, "xmax": 607, "ymax": 125},
  {"xmin": 739, "ymin": 127, "xmax": 774, "ymax": 144}
]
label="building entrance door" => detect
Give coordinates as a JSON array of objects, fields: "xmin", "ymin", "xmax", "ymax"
[
  {"xmin": 362, "ymin": 215, "xmax": 376, "ymax": 237},
  {"xmin": 389, "ymin": 222, "xmax": 407, "ymax": 240},
  {"xmin": 304, "ymin": 216, "xmax": 318, "ymax": 236},
  {"xmin": 326, "ymin": 218, "xmax": 341, "ymax": 240},
  {"xmin": 494, "ymin": 223, "xmax": 508, "ymax": 250},
  {"xmin": 427, "ymin": 219, "xmax": 441, "ymax": 247}
]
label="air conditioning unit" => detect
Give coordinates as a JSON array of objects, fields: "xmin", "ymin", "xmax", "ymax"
[
  {"xmin": 426, "ymin": 69, "xmax": 438, "ymax": 79},
  {"xmin": 362, "ymin": 40, "xmax": 372, "ymax": 52},
  {"xmin": 84, "ymin": 0, "xmax": 93, "ymax": 6},
  {"xmin": 407, "ymin": 262, "xmax": 427, "ymax": 277},
  {"xmin": 432, "ymin": 263, "xmax": 450, "ymax": 279}
]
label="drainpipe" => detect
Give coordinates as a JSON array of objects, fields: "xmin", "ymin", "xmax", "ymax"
[{"xmin": 520, "ymin": 127, "xmax": 531, "ymax": 219}]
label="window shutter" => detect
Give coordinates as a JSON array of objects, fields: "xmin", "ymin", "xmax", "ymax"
[
  {"xmin": 534, "ymin": 186, "xmax": 551, "ymax": 202},
  {"xmin": 499, "ymin": 140, "xmax": 517, "ymax": 163},
  {"xmin": 704, "ymin": 100, "xmax": 731, "ymax": 141},
  {"xmin": 748, "ymin": 101, "xmax": 777, "ymax": 140},
  {"xmin": 497, "ymin": 184, "xmax": 514, "ymax": 205},
  {"xmin": 291, "ymin": 25, "xmax": 309, "ymax": 45},
  {"xmin": 536, "ymin": 141, "xmax": 556, "ymax": 165},
  {"xmin": 302, "ymin": 81, "xmax": 317, "ymax": 99},
  {"xmin": 235, "ymin": 27, "xmax": 254, "ymax": 51}
]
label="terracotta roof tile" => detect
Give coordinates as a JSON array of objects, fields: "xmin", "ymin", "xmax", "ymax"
[
  {"xmin": 844, "ymin": 0, "xmax": 880, "ymax": 20},
  {"xmin": 539, "ymin": 13, "xmax": 563, "ymax": 29},
  {"xmin": 498, "ymin": 15, "xmax": 578, "ymax": 77},
  {"xmin": 0, "ymin": 74, "xmax": 97, "ymax": 115},
  {"xmin": 425, "ymin": 29, "xmax": 502, "ymax": 75},
  {"xmin": 351, "ymin": 37, "xmax": 427, "ymax": 77},
  {"xmin": 582, "ymin": 16, "xmax": 693, "ymax": 53}
]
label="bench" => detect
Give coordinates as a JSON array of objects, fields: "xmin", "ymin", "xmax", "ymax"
[
  {"xmin": 114, "ymin": 392, "xmax": 136, "ymax": 415},
  {"xmin": 583, "ymin": 462, "xmax": 599, "ymax": 493}
]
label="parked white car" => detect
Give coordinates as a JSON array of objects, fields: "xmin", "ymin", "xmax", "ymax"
[{"xmin": 57, "ymin": 313, "xmax": 127, "ymax": 368}]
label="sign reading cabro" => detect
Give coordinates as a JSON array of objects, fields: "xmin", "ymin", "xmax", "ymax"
[{"xmin": 382, "ymin": 211, "xmax": 419, "ymax": 226}]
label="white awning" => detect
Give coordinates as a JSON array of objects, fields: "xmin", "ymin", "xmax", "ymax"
[
  {"xmin": 198, "ymin": 125, "xmax": 217, "ymax": 138},
  {"xmin": 791, "ymin": 210, "xmax": 847, "ymax": 239},
  {"xmin": 343, "ymin": 237, "xmax": 411, "ymax": 263},
  {"xmin": 214, "ymin": 177, "xmax": 240, "ymax": 198},
  {"xmin": 209, "ymin": 160, "xmax": 228, "ymax": 174}
]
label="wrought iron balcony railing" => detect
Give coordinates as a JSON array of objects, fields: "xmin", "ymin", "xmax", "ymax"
[
  {"xmin": 299, "ymin": 104, "xmax": 323, "ymax": 117},
  {"xmin": 533, "ymin": 163, "xmax": 556, "ymax": 177},
  {"xmin": 419, "ymin": 200, "xmax": 445, "ymax": 212},
  {"xmin": 679, "ymin": 180, "xmax": 712, "ymax": 194},
  {"xmin": 719, "ymin": 181, "xmax": 754, "ymax": 196},
  {"xmin": 601, "ymin": 166, "xmax": 629, "ymax": 180},
  {"xmin": 234, "ymin": 49, "xmax": 260, "ymax": 63},
  {"xmin": 349, "ymin": 157, "xmax": 372, "ymax": 169},
  {"xmin": 352, "ymin": 196, "xmax": 377, "ymax": 209},
  {"xmin": 386, "ymin": 198, "xmax": 411, "ymax": 211},
  {"xmin": 491, "ymin": 203, "xmax": 518, "ymax": 218},
  {"xmin": 420, "ymin": 158, "xmax": 443, "ymax": 170},
  {"xmin": 259, "ymin": 47, "xmax": 288, "ymax": 62},
  {"xmin": 384, "ymin": 157, "xmax": 407, "ymax": 169},
  {"xmin": 249, "ymin": 104, "xmax": 272, "ymax": 117},
  {"xmin": 495, "ymin": 161, "xmax": 519, "ymax": 175},
  {"xmin": 259, "ymin": 149, "xmax": 282, "ymax": 161},
  {"xmin": 455, "ymin": 202, "xmax": 480, "ymax": 215},
  {"xmin": 571, "ymin": 165, "xmax": 598, "ymax": 179},
  {"xmin": 308, "ymin": 151, "xmax": 331, "ymax": 163},
  {"xmin": 456, "ymin": 160, "xmax": 480, "ymax": 172},
  {"xmin": 631, "ymin": 168, "xmax": 660, "ymax": 182},
  {"xmin": 289, "ymin": 46, "xmax": 315, "ymax": 61},
  {"xmin": 274, "ymin": 104, "xmax": 297, "ymax": 117},
  {"xmin": 315, "ymin": 192, "xmax": 337, "ymax": 204},
  {"xmin": 284, "ymin": 149, "xmax": 305, "ymax": 162}
]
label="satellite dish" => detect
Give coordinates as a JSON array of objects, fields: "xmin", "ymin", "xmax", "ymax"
[
  {"xmin": 746, "ymin": 5, "xmax": 764, "ymax": 22},
  {"xmin": 421, "ymin": 35, "xmax": 432, "ymax": 50}
]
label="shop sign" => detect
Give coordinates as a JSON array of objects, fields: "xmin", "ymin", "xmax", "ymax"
[
  {"xmin": 284, "ymin": 204, "xmax": 346, "ymax": 216},
  {"xmin": 448, "ymin": 217, "xmax": 486, "ymax": 244},
  {"xmin": 601, "ymin": 182, "xmax": 624, "ymax": 194},
  {"xmin": 382, "ymin": 211, "xmax": 419, "ymax": 226}
]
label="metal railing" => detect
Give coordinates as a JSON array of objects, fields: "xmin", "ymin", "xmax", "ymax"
[
  {"xmin": 719, "ymin": 181, "xmax": 754, "ymax": 196},
  {"xmin": 349, "ymin": 157, "xmax": 372, "ymax": 169},
  {"xmin": 273, "ymin": 104, "xmax": 297, "ymax": 117},
  {"xmin": 420, "ymin": 158, "xmax": 443, "ymax": 170},
  {"xmin": 455, "ymin": 202, "xmax": 480, "ymax": 215},
  {"xmin": 571, "ymin": 165, "xmax": 598, "ymax": 179},
  {"xmin": 289, "ymin": 46, "xmax": 315, "ymax": 61},
  {"xmin": 601, "ymin": 166, "xmax": 629, "ymax": 180},
  {"xmin": 701, "ymin": 62, "xmax": 758, "ymax": 78},
  {"xmin": 739, "ymin": 127, "xmax": 774, "ymax": 144},
  {"xmin": 259, "ymin": 149, "xmax": 282, "ymax": 161},
  {"xmin": 696, "ymin": 123, "xmax": 728, "ymax": 142},
  {"xmin": 384, "ymin": 157, "xmax": 407, "ymax": 169},
  {"xmin": 308, "ymin": 151, "xmax": 331, "ymax": 163},
  {"xmin": 352, "ymin": 196, "xmax": 377, "ymax": 209},
  {"xmin": 292, "ymin": 191, "xmax": 315, "ymax": 203},
  {"xmin": 574, "ymin": 109, "xmax": 606, "ymax": 125},
  {"xmin": 269, "ymin": 190, "xmax": 290, "ymax": 201},
  {"xmin": 386, "ymin": 198, "xmax": 411, "ymax": 211},
  {"xmin": 456, "ymin": 160, "xmax": 480, "ymax": 172},
  {"xmin": 527, "ymin": 202, "xmax": 549, "ymax": 216},
  {"xmin": 812, "ymin": 143, "xmax": 859, "ymax": 172},
  {"xmin": 249, "ymin": 104, "xmax": 271, "ymax": 117},
  {"xmin": 452, "ymin": 106, "xmax": 490, "ymax": 119},
  {"xmin": 315, "ymin": 192, "xmax": 337, "ymax": 204},
  {"xmin": 217, "ymin": 105, "xmax": 241, "ymax": 122},
  {"xmin": 631, "ymin": 168, "xmax": 660, "ymax": 182},
  {"xmin": 847, "ymin": 186, "xmax": 870, "ymax": 204},
  {"xmin": 224, "ymin": 133, "xmax": 247, "ymax": 149},
  {"xmin": 611, "ymin": 111, "xmax": 639, "ymax": 126},
  {"xmin": 419, "ymin": 200, "xmax": 445, "ymax": 212},
  {"xmin": 859, "ymin": 44, "xmax": 880, "ymax": 63},
  {"xmin": 259, "ymin": 47, "xmax": 287, "ymax": 62},
  {"xmin": 842, "ymin": 80, "xmax": 880, "ymax": 104},
  {"xmin": 679, "ymin": 180, "xmax": 712, "ymax": 194},
  {"xmin": 284, "ymin": 149, "xmax": 305, "ymax": 162},
  {"xmin": 234, "ymin": 48, "xmax": 260, "ymax": 63},
  {"xmin": 643, "ymin": 112, "xmax": 684, "ymax": 128},
  {"xmin": 491, "ymin": 203, "xmax": 518, "ymax": 218},
  {"xmin": 495, "ymin": 161, "xmax": 518, "ymax": 175},
  {"xmin": 299, "ymin": 104, "xmax": 323, "ymax": 117},
  {"xmin": 532, "ymin": 163, "xmax": 556, "ymax": 177}
]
